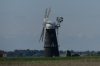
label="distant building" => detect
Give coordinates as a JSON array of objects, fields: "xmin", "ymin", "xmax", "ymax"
[
  {"xmin": 3, "ymin": 54, "xmax": 7, "ymax": 57},
  {"xmin": 65, "ymin": 50, "xmax": 71, "ymax": 57},
  {"xmin": 0, "ymin": 50, "xmax": 3, "ymax": 57}
]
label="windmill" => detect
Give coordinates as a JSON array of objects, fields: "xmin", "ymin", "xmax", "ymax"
[{"xmin": 39, "ymin": 7, "xmax": 63, "ymax": 57}]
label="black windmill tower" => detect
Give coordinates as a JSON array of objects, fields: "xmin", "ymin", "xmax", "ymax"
[{"xmin": 39, "ymin": 7, "xmax": 63, "ymax": 57}]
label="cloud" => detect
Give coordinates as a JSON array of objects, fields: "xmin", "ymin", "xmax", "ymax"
[
  {"xmin": 5, "ymin": 35, "xmax": 15, "ymax": 39},
  {"xmin": 78, "ymin": 33, "xmax": 82, "ymax": 37}
]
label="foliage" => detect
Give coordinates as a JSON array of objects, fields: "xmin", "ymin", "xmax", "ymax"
[
  {"xmin": 2, "ymin": 49, "xmax": 100, "ymax": 57},
  {"xmin": 3, "ymin": 49, "xmax": 44, "ymax": 57}
]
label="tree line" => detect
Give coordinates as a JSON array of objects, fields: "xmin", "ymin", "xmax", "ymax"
[{"xmin": 1, "ymin": 49, "xmax": 100, "ymax": 57}]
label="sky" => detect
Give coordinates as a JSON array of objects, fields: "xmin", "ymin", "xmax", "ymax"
[{"xmin": 0, "ymin": 0, "xmax": 100, "ymax": 51}]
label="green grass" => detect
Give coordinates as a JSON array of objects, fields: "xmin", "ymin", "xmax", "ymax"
[
  {"xmin": 0, "ymin": 56, "xmax": 100, "ymax": 62},
  {"xmin": 1, "ymin": 57, "xmax": 100, "ymax": 66}
]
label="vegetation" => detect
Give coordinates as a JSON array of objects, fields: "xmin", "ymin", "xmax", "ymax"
[
  {"xmin": 0, "ymin": 57, "xmax": 100, "ymax": 66},
  {"xmin": 2, "ymin": 49, "xmax": 44, "ymax": 57},
  {"xmin": 2, "ymin": 49, "xmax": 100, "ymax": 57},
  {"xmin": 1, "ymin": 49, "xmax": 100, "ymax": 66},
  {"xmin": 0, "ymin": 56, "xmax": 100, "ymax": 61}
]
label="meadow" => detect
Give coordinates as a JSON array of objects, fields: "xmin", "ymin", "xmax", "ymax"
[{"xmin": 0, "ymin": 56, "xmax": 100, "ymax": 66}]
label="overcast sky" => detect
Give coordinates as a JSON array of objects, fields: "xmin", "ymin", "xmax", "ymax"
[{"xmin": 0, "ymin": 0, "xmax": 100, "ymax": 51}]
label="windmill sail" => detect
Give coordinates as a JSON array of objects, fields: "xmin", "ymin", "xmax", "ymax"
[
  {"xmin": 39, "ymin": 7, "xmax": 51, "ymax": 42},
  {"xmin": 39, "ymin": 27, "xmax": 44, "ymax": 42}
]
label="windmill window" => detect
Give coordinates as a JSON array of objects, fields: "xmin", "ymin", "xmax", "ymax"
[
  {"xmin": 51, "ymin": 34, "xmax": 54, "ymax": 37},
  {"xmin": 52, "ymin": 42, "xmax": 54, "ymax": 47}
]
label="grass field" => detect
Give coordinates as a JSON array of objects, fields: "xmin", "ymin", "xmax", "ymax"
[{"xmin": 0, "ymin": 56, "xmax": 100, "ymax": 66}]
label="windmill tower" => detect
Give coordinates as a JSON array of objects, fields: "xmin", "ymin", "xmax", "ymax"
[{"xmin": 39, "ymin": 7, "xmax": 63, "ymax": 57}]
